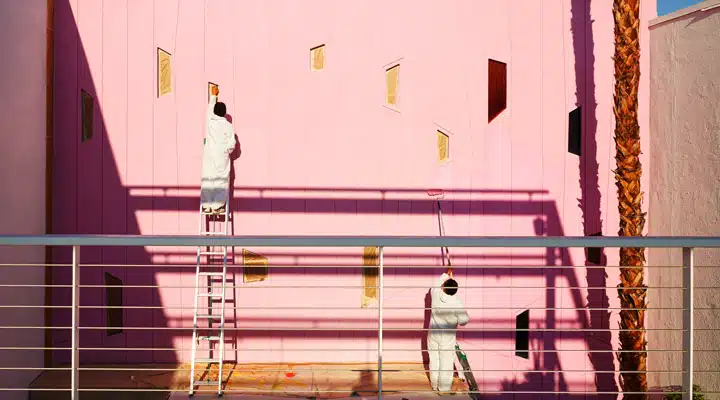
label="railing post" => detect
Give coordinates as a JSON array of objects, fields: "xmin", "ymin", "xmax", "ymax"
[
  {"xmin": 682, "ymin": 247, "xmax": 694, "ymax": 400},
  {"xmin": 378, "ymin": 246, "xmax": 384, "ymax": 400},
  {"xmin": 71, "ymin": 245, "xmax": 80, "ymax": 399}
]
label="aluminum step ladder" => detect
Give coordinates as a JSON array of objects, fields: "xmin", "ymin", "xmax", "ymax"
[{"xmin": 189, "ymin": 191, "xmax": 230, "ymax": 396}]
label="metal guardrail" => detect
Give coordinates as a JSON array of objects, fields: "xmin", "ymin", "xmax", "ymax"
[{"xmin": 1, "ymin": 234, "xmax": 720, "ymax": 400}]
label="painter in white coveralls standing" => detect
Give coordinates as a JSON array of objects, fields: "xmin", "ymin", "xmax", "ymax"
[
  {"xmin": 428, "ymin": 270, "xmax": 470, "ymax": 393},
  {"xmin": 200, "ymin": 85, "xmax": 236, "ymax": 214}
]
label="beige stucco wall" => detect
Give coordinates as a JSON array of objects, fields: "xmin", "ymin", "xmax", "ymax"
[
  {"xmin": 0, "ymin": 0, "xmax": 48, "ymax": 398},
  {"xmin": 648, "ymin": 0, "xmax": 720, "ymax": 396}
]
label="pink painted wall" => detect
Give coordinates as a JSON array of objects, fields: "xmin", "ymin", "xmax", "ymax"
[
  {"xmin": 0, "ymin": 0, "xmax": 48, "ymax": 398},
  {"xmin": 50, "ymin": 0, "xmax": 655, "ymax": 393}
]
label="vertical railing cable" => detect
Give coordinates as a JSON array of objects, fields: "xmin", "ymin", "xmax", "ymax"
[
  {"xmin": 378, "ymin": 246, "xmax": 384, "ymax": 400},
  {"xmin": 71, "ymin": 245, "xmax": 80, "ymax": 399},
  {"xmin": 682, "ymin": 247, "xmax": 694, "ymax": 400}
]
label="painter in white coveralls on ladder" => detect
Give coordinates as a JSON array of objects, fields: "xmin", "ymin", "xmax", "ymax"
[{"xmin": 200, "ymin": 85, "xmax": 236, "ymax": 213}]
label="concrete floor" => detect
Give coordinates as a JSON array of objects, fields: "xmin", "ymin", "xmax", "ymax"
[{"xmin": 28, "ymin": 362, "xmax": 470, "ymax": 400}]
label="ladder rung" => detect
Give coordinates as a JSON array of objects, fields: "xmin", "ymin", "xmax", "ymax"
[
  {"xmin": 198, "ymin": 272, "xmax": 224, "ymax": 277},
  {"xmin": 194, "ymin": 380, "xmax": 221, "ymax": 386},
  {"xmin": 198, "ymin": 335, "xmax": 221, "ymax": 341},
  {"xmin": 198, "ymin": 293, "xmax": 223, "ymax": 297},
  {"xmin": 199, "ymin": 250, "xmax": 226, "ymax": 255},
  {"xmin": 194, "ymin": 358, "xmax": 220, "ymax": 363},
  {"xmin": 200, "ymin": 231, "xmax": 227, "ymax": 236},
  {"xmin": 196, "ymin": 314, "xmax": 222, "ymax": 319}
]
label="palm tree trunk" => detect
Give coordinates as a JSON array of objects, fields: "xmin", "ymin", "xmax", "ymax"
[{"xmin": 613, "ymin": 0, "xmax": 647, "ymax": 398}]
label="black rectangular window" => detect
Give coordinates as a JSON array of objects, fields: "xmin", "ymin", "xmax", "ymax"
[
  {"xmin": 80, "ymin": 89, "xmax": 94, "ymax": 142},
  {"xmin": 488, "ymin": 59, "xmax": 507, "ymax": 122},
  {"xmin": 568, "ymin": 106, "xmax": 582, "ymax": 155},
  {"xmin": 515, "ymin": 309, "xmax": 529, "ymax": 359},
  {"xmin": 105, "ymin": 272, "xmax": 123, "ymax": 336},
  {"xmin": 587, "ymin": 231, "xmax": 603, "ymax": 264}
]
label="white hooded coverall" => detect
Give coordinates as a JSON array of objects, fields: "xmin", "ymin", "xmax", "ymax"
[
  {"xmin": 428, "ymin": 273, "xmax": 470, "ymax": 392},
  {"xmin": 200, "ymin": 95, "xmax": 236, "ymax": 211}
]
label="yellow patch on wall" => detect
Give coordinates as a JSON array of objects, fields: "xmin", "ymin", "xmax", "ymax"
[
  {"xmin": 385, "ymin": 65, "xmax": 400, "ymax": 106},
  {"xmin": 361, "ymin": 246, "xmax": 379, "ymax": 308},
  {"xmin": 157, "ymin": 48, "xmax": 172, "ymax": 97},
  {"xmin": 437, "ymin": 130, "xmax": 449, "ymax": 162},
  {"xmin": 243, "ymin": 249, "xmax": 268, "ymax": 283},
  {"xmin": 310, "ymin": 45, "xmax": 325, "ymax": 71}
]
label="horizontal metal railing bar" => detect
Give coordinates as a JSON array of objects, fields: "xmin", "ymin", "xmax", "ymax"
[
  {"xmin": 0, "ymin": 386, "xmax": 696, "ymax": 395},
  {"xmin": 0, "ymin": 305, "xmax": 695, "ymax": 311},
  {"xmin": 0, "ymin": 347, "xmax": 694, "ymax": 353},
  {"xmin": 31, "ymin": 389, "xmax": 701, "ymax": 395},
  {"xmin": 0, "ymin": 284, "xmax": 696, "ymax": 289},
  {"xmin": 1, "ymin": 389, "xmax": 714, "ymax": 395},
  {"xmin": 0, "ymin": 367, "xmax": 70, "ymax": 371},
  {"xmin": 3, "ymin": 263, "xmax": 712, "ymax": 269},
  {"xmin": 73, "ymin": 367, "xmax": 697, "ymax": 373},
  {"xmin": 0, "ymin": 326, "xmax": 696, "ymax": 331},
  {"xmin": 2, "ymin": 234, "xmax": 720, "ymax": 248}
]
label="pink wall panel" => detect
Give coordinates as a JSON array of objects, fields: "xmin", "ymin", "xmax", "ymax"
[
  {"xmin": 99, "ymin": 0, "xmax": 129, "ymax": 363},
  {"xmin": 49, "ymin": 0, "xmax": 655, "ymax": 393}
]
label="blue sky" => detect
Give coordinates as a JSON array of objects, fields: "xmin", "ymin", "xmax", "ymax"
[{"xmin": 657, "ymin": 0, "xmax": 706, "ymax": 15}]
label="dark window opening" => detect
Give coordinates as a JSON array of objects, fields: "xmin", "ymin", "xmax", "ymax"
[
  {"xmin": 515, "ymin": 309, "xmax": 529, "ymax": 359},
  {"xmin": 568, "ymin": 106, "xmax": 582, "ymax": 156},
  {"xmin": 488, "ymin": 59, "xmax": 507, "ymax": 122},
  {"xmin": 80, "ymin": 89, "xmax": 94, "ymax": 142},
  {"xmin": 587, "ymin": 231, "xmax": 603, "ymax": 264},
  {"xmin": 105, "ymin": 272, "xmax": 123, "ymax": 336}
]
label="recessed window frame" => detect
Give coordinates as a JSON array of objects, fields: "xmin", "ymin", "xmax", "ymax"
[
  {"xmin": 488, "ymin": 59, "xmax": 507, "ymax": 123},
  {"xmin": 436, "ymin": 126, "xmax": 452, "ymax": 164},
  {"xmin": 157, "ymin": 47, "xmax": 172, "ymax": 97},
  {"xmin": 361, "ymin": 246, "xmax": 379, "ymax": 308},
  {"xmin": 383, "ymin": 60, "xmax": 401, "ymax": 110},
  {"xmin": 515, "ymin": 309, "xmax": 530, "ymax": 359},
  {"xmin": 310, "ymin": 44, "xmax": 326, "ymax": 71},
  {"xmin": 243, "ymin": 249, "xmax": 269, "ymax": 283},
  {"xmin": 80, "ymin": 89, "xmax": 94, "ymax": 143},
  {"xmin": 568, "ymin": 106, "xmax": 582, "ymax": 156},
  {"xmin": 105, "ymin": 272, "xmax": 123, "ymax": 336}
]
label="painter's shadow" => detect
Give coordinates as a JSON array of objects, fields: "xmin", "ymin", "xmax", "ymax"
[{"xmin": 350, "ymin": 370, "xmax": 378, "ymax": 397}]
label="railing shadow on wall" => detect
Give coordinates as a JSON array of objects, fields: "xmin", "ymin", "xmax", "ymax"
[{"xmin": 47, "ymin": 0, "xmax": 617, "ymax": 397}]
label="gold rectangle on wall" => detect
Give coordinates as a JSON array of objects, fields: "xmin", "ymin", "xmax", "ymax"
[
  {"xmin": 157, "ymin": 48, "xmax": 172, "ymax": 97},
  {"xmin": 362, "ymin": 246, "xmax": 379, "ymax": 308},
  {"xmin": 385, "ymin": 65, "xmax": 399, "ymax": 106},
  {"xmin": 437, "ymin": 130, "xmax": 449, "ymax": 162},
  {"xmin": 310, "ymin": 45, "xmax": 325, "ymax": 71},
  {"xmin": 243, "ymin": 249, "xmax": 268, "ymax": 283}
]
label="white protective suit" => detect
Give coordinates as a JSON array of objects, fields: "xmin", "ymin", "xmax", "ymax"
[
  {"xmin": 200, "ymin": 95, "xmax": 236, "ymax": 211},
  {"xmin": 428, "ymin": 272, "xmax": 470, "ymax": 392}
]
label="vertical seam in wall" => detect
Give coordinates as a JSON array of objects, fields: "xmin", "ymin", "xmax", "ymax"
[
  {"xmin": 124, "ymin": 0, "xmax": 129, "ymax": 354},
  {"xmin": 100, "ymin": 0, "xmax": 106, "ymax": 352},
  {"xmin": 151, "ymin": 1, "xmax": 156, "ymax": 355},
  {"xmin": 540, "ymin": 0, "xmax": 545, "ymax": 322},
  {"xmin": 560, "ymin": 0, "xmax": 568, "ymax": 234},
  {"xmin": 44, "ymin": 0, "xmax": 56, "ymax": 368}
]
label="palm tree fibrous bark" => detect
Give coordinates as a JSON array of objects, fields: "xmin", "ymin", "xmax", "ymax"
[{"xmin": 612, "ymin": 0, "xmax": 647, "ymax": 398}]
